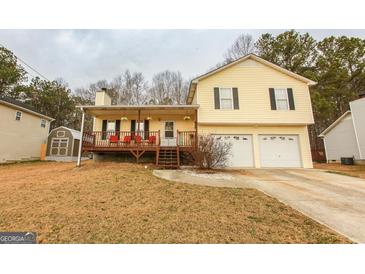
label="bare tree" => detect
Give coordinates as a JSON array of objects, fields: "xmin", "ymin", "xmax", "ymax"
[
  {"xmin": 149, "ymin": 70, "xmax": 173, "ymax": 104},
  {"xmin": 149, "ymin": 70, "xmax": 189, "ymax": 104},
  {"xmin": 112, "ymin": 71, "xmax": 134, "ymax": 104},
  {"xmin": 115, "ymin": 70, "xmax": 148, "ymax": 105},
  {"xmin": 171, "ymin": 71, "xmax": 189, "ymax": 104},
  {"xmin": 74, "ymin": 87, "xmax": 95, "ymax": 103},
  {"xmin": 223, "ymin": 34, "xmax": 256, "ymax": 63},
  {"xmin": 192, "ymin": 135, "xmax": 232, "ymax": 169}
]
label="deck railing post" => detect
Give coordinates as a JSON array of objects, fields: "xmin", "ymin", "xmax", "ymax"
[{"xmin": 158, "ymin": 130, "xmax": 160, "ymax": 147}]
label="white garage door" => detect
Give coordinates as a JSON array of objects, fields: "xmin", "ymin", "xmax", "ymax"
[
  {"xmin": 213, "ymin": 135, "xmax": 254, "ymax": 167},
  {"xmin": 259, "ymin": 135, "xmax": 301, "ymax": 167}
]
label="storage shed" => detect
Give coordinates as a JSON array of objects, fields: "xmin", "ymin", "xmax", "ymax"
[{"xmin": 46, "ymin": 126, "xmax": 81, "ymax": 161}]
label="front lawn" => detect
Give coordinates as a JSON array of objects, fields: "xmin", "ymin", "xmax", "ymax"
[
  {"xmin": 314, "ymin": 163, "xmax": 365, "ymax": 179},
  {"xmin": 0, "ymin": 161, "xmax": 350, "ymax": 243}
]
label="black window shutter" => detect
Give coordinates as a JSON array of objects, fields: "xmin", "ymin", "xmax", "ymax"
[
  {"xmin": 115, "ymin": 120, "xmax": 121, "ymax": 138},
  {"xmin": 131, "ymin": 120, "xmax": 136, "ymax": 139},
  {"xmin": 144, "ymin": 120, "xmax": 149, "ymax": 140},
  {"xmin": 102, "ymin": 120, "xmax": 107, "ymax": 140},
  {"xmin": 232, "ymin": 88, "xmax": 239, "ymax": 109},
  {"xmin": 287, "ymin": 88, "xmax": 295, "ymax": 110},
  {"xmin": 214, "ymin": 87, "xmax": 220, "ymax": 109},
  {"xmin": 269, "ymin": 88, "xmax": 276, "ymax": 110}
]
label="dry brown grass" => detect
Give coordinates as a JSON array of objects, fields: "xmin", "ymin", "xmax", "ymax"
[
  {"xmin": 0, "ymin": 161, "xmax": 350, "ymax": 243},
  {"xmin": 314, "ymin": 163, "xmax": 365, "ymax": 179}
]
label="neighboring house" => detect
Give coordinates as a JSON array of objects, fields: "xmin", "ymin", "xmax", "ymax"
[
  {"xmin": 78, "ymin": 54, "xmax": 316, "ymax": 168},
  {"xmin": 46, "ymin": 126, "xmax": 81, "ymax": 161},
  {"xmin": 0, "ymin": 96, "xmax": 54, "ymax": 163},
  {"xmin": 319, "ymin": 95, "xmax": 365, "ymax": 164}
]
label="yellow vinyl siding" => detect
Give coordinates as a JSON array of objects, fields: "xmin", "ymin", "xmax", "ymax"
[
  {"xmin": 0, "ymin": 104, "xmax": 50, "ymax": 163},
  {"xmin": 93, "ymin": 115, "xmax": 195, "ymax": 132},
  {"xmin": 196, "ymin": 59, "xmax": 314, "ymax": 125},
  {"xmin": 198, "ymin": 125, "xmax": 313, "ymax": 168}
]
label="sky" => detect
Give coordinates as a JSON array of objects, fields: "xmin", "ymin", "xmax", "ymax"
[{"xmin": 1, "ymin": 29, "xmax": 365, "ymax": 91}]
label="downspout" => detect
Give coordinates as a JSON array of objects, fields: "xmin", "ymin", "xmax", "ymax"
[{"xmin": 77, "ymin": 108, "xmax": 85, "ymax": 167}]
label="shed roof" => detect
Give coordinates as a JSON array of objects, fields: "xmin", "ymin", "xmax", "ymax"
[{"xmin": 49, "ymin": 126, "xmax": 81, "ymax": 140}]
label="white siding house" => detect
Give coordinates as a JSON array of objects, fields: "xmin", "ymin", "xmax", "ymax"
[{"xmin": 320, "ymin": 96, "xmax": 365, "ymax": 164}]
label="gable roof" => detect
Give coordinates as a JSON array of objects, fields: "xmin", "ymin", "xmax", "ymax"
[
  {"xmin": 49, "ymin": 126, "xmax": 81, "ymax": 139},
  {"xmin": 0, "ymin": 96, "xmax": 54, "ymax": 121},
  {"xmin": 186, "ymin": 54, "xmax": 317, "ymax": 104},
  {"xmin": 319, "ymin": 111, "xmax": 352, "ymax": 137}
]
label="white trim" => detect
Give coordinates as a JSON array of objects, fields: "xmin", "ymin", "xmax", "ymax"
[
  {"xmin": 274, "ymin": 88, "xmax": 290, "ymax": 111},
  {"xmin": 323, "ymin": 136, "xmax": 329, "ymax": 163},
  {"xmin": 219, "ymin": 87, "xmax": 234, "ymax": 110},
  {"xmin": 107, "ymin": 120, "xmax": 116, "ymax": 131},
  {"xmin": 164, "ymin": 120, "xmax": 175, "ymax": 139},
  {"xmin": 319, "ymin": 111, "xmax": 351, "ymax": 137},
  {"xmin": 351, "ymin": 110, "xmax": 363, "ymax": 159}
]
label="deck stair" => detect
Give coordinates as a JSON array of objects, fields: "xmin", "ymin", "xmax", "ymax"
[{"xmin": 157, "ymin": 147, "xmax": 179, "ymax": 168}]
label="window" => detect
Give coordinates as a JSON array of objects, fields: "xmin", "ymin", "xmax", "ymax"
[
  {"xmin": 15, "ymin": 111, "xmax": 22, "ymax": 121},
  {"xmin": 136, "ymin": 121, "xmax": 144, "ymax": 131},
  {"xmin": 274, "ymin": 88, "xmax": 289, "ymax": 110},
  {"xmin": 57, "ymin": 131, "xmax": 66, "ymax": 137},
  {"xmin": 107, "ymin": 120, "xmax": 116, "ymax": 131},
  {"xmin": 164, "ymin": 121, "xmax": 174, "ymax": 138},
  {"xmin": 41, "ymin": 119, "xmax": 46, "ymax": 128},
  {"xmin": 219, "ymin": 88, "xmax": 233, "ymax": 109}
]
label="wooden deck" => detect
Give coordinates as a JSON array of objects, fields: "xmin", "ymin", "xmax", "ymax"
[{"xmin": 82, "ymin": 130, "xmax": 197, "ymax": 167}]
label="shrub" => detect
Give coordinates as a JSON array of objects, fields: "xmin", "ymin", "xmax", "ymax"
[{"xmin": 192, "ymin": 135, "xmax": 232, "ymax": 169}]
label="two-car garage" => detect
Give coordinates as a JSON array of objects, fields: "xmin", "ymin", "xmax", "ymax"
[{"xmin": 213, "ymin": 134, "xmax": 302, "ymax": 168}]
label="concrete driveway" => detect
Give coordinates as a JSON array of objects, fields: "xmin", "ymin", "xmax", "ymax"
[{"xmin": 154, "ymin": 168, "xmax": 365, "ymax": 243}]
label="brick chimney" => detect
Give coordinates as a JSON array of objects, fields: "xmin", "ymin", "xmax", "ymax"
[{"xmin": 95, "ymin": 88, "xmax": 111, "ymax": 105}]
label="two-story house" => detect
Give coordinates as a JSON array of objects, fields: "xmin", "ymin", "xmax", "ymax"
[
  {"xmin": 0, "ymin": 96, "xmax": 54, "ymax": 163},
  {"xmin": 78, "ymin": 54, "xmax": 316, "ymax": 168}
]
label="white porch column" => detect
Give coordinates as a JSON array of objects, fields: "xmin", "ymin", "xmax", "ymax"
[{"xmin": 77, "ymin": 109, "xmax": 85, "ymax": 167}]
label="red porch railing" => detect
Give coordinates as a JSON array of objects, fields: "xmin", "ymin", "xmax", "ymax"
[
  {"xmin": 82, "ymin": 131, "xmax": 160, "ymax": 150},
  {"xmin": 177, "ymin": 130, "xmax": 197, "ymax": 148},
  {"xmin": 82, "ymin": 130, "xmax": 197, "ymax": 151}
]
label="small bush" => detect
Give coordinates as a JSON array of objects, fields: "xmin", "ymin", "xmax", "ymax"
[{"xmin": 192, "ymin": 135, "xmax": 232, "ymax": 169}]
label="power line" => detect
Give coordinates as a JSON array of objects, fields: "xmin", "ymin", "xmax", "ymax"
[{"xmin": 0, "ymin": 43, "xmax": 51, "ymax": 81}]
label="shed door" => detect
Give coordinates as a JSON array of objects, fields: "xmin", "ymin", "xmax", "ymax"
[
  {"xmin": 259, "ymin": 135, "xmax": 301, "ymax": 167},
  {"xmin": 51, "ymin": 138, "xmax": 69, "ymax": 156}
]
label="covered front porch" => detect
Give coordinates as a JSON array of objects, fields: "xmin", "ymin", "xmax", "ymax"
[{"xmin": 77, "ymin": 104, "xmax": 199, "ymax": 167}]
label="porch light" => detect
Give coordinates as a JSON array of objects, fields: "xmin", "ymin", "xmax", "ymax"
[
  {"xmin": 183, "ymin": 116, "xmax": 191, "ymax": 121},
  {"xmin": 121, "ymin": 116, "xmax": 128, "ymax": 121},
  {"xmin": 146, "ymin": 116, "xmax": 152, "ymax": 120}
]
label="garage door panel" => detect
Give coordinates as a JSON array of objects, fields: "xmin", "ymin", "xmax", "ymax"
[
  {"xmin": 213, "ymin": 134, "xmax": 254, "ymax": 167},
  {"xmin": 259, "ymin": 135, "xmax": 301, "ymax": 168}
]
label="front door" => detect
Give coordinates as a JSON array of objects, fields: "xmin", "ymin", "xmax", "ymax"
[{"xmin": 161, "ymin": 121, "xmax": 176, "ymax": 146}]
